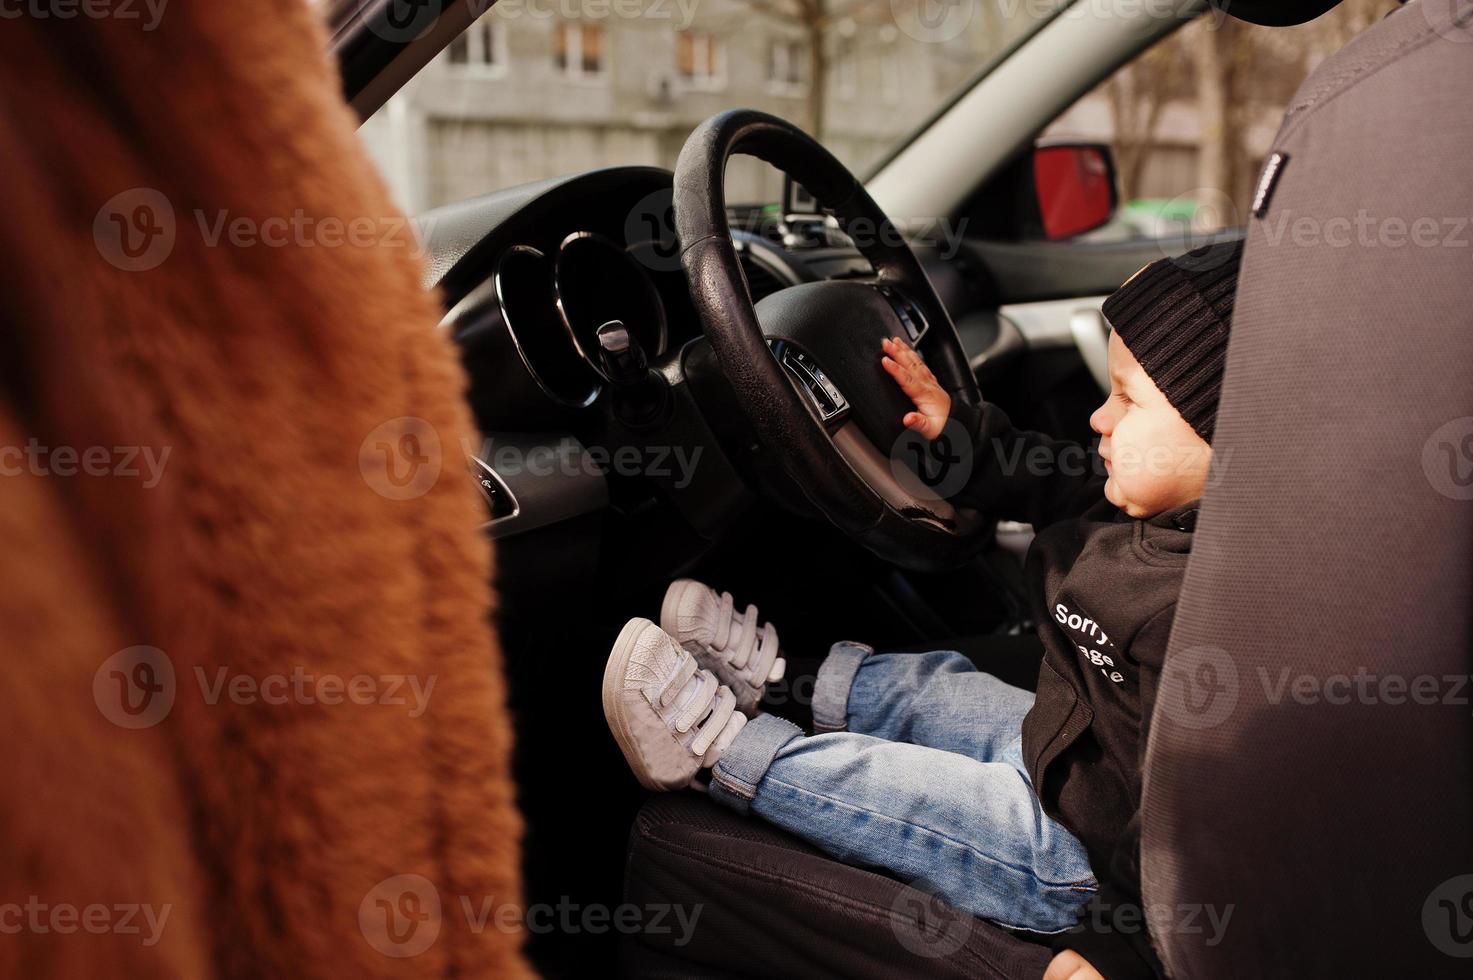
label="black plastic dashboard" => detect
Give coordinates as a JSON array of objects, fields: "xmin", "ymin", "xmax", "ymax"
[
  {"xmin": 415, "ymin": 165, "xmax": 1002, "ymax": 550},
  {"xmin": 421, "ymin": 166, "xmax": 816, "ymax": 434}
]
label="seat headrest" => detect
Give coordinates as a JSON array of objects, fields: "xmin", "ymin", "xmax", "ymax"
[{"xmin": 1219, "ymin": 0, "xmax": 1346, "ymax": 25}]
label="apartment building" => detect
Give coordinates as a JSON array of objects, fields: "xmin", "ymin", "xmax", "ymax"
[{"xmin": 361, "ymin": 0, "xmax": 999, "ymax": 213}]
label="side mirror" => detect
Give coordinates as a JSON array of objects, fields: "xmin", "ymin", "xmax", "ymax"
[{"xmin": 1033, "ymin": 143, "xmax": 1118, "ymax": 241}]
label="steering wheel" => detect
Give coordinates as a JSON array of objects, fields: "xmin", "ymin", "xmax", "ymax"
[{"xmin": 673, "ymin": 109, "xmax": 990, "ymax": 571}]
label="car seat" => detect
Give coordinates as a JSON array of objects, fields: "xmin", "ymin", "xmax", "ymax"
[{"xmin": 618, "ymin": 2, "xmax": 1473, "ymax": 976}]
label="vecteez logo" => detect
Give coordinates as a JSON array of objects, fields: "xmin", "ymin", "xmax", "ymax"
[
  {"xmin": 92, "ymin": 646, "xmax": 176, "ymax": 730},
  {"xmin": 360, "ymin": 874, "xmax": 443, "ymax": 958},
  {"xmin": 93, "ymin": 189, "xmax": 435, "ymax": 272},
  {"xmin": 370, "ymin": 0, "xmax": 445, "ymax": 42},
  {"xmin": 1423, "ymin": 417, "xmax": 1473, "ymax": 501},
  {"xmin": 624, "ymin": 187, "xmax": 682, "ymax": 273},
  {"xmin": 359, "ymin": 417, "xmax": 444, "ymax": 500},
  {"xmin": 891, "ymin": 0, "xmax": 974, "ymax": 44},
  {"xmin": 1424, "ymin": 874, "xmax": 1473, "ymax": 958},
  {"xmin": 1155, "ymin": 646, "xmax": 1238, "ymax": 730},
  {"xmin": 1421, "ymin": 0, "xmax": 1473, "ymax": 45},
  {"xmin": 94, "ymin": 188, "xmax": 176, "ymax": 272},
  {"xmin": 889, "ymin": 416, "xmax": 975, "ymax": 503},
  {"xmin": 889, "ymin": 880, "xmax": 972, "ymax": 958}
]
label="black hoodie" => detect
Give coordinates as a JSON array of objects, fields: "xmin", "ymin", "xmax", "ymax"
[{"xmin": 954, "ymin": 402, "xmax": 1194, "ymax": 978}]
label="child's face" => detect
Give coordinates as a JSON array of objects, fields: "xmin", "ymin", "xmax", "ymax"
[{"xmin": 1089, "ymin": 332, "xmax": 1212, "ymax": 519}]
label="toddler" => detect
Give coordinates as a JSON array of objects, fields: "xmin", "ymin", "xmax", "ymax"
[{"xmin": 602, "ymin": 240, "xmax": 1244, "ymax": 979}]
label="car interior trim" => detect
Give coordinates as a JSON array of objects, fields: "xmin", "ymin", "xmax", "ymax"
[
  {"xmin": 553, "ymin": 230, "xmax": 670, "ymax": 380},
  {"xmin": 998, "ymin": 295, "xmax": 1109, "ymax": 348},
  {"xmin": 492, "ymin": 244, "xmax": 602, "ymax": 409},
  {"xmin": 868, "ymin": 0, "xmax": 1205, "ymax": 237}
]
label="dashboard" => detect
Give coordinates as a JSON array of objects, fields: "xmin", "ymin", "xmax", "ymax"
[
  {"xmin": 416, "ymin": 164, "xmax": 1015, "ymax": 545},
  {"xmin": 423, "ymin": 166, "xmax": 820, "ymax": 434}
]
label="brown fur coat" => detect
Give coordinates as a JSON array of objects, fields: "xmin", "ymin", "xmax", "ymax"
[{"xmin": 0, "ymin": 3, "xmax": 527, "ymax": 977}]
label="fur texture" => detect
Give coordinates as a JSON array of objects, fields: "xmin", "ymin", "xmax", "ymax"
[{"xmin": 0, "ymin": 4, "xmax": 528, "ymax": 977}]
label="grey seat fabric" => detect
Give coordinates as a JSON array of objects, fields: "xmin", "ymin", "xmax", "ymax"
[
  {"xmin": 1142, "ymin": 1, "xmax": 1473, "ymax": 975},
  {"xmin": 621, "ymin": 639, "xmax": 1054, "ymax": 979},
  {"xmin": 622, "ymin": 794, "xmax": 1055, "ymax": 979}
]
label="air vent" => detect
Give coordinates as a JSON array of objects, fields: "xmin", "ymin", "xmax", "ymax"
[{"xmin": 737, "ymin": 251, "xmax": 787, "ymax": 304}]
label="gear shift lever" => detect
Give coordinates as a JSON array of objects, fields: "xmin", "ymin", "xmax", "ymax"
[{"xmin": 596, "ymin": 320, "xmax": 668, "ymax": 428}]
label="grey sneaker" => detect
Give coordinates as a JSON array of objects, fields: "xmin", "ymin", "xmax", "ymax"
[
  {"xmin": 602, "ymin": 617, "xmax": 747, "ymax": 792},
  {"xmin": 660, "ymin": 579, "xmax": 785, "ymax": 716}
]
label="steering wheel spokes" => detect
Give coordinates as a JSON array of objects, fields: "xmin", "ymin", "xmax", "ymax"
[
  {"xmin": 673, "ymin": 109, "xmax": 988, "ymax": 571},
  {"xmin": 872, "ymin": 283, "xmax": 929, "ymax": 345},
  {"xmin": 767, "ymin": 339, "xmax": 850, "ymax": 426}
]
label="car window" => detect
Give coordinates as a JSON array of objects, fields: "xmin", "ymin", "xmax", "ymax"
[
  {"xmin": 1038, "ymin": 0, "xmax": 1394, "ymax": 244},
  {"xmin": 360, "ymin": 0, "xmax": 1071, "ymax": 214}
]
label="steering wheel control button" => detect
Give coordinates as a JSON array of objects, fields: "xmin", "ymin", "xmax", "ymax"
[
  {"xmin": 469, "ymin": 456, "xmax": 518, "ymax": 525},
  {"xmin": 875, "ymin": 284, "xmax": 928, "ymax": 343},
  {"xmin": 769, "ymin": 340, "xmax": 848, "ymax": 423}
]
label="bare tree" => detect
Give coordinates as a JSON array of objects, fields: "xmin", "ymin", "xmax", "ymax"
[
  {"xmin": 1192, "ymin": 17, "xmax": 1252, "ymax": 226},
  {"xmin": 740, "ymin": 0, "xmax": 829, "ymax": 136},
  {"xmin": 1103, "ymin": 33, "xmax": 1191, "ymax": 203},
  {"xmin": 739, "ymin": 0, "xmax": 893, "ymax": 137},
  {"xmin": 1105, "ymin": 0, "xmax": 1399, "ymax": 227},
  {"xmin": 1302, "ymin": 0, "xmax": 1397, "ymax": 61},
  {"xmin": 738, "ymin": 0, "xmax": 1396, "ymax": 220},
  {"xmin": 1195, "ymin": 0, "xmax": 1397, "ymax": 222}
]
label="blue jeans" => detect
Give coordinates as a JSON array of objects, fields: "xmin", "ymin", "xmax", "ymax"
[{"xmin": 708, "ymin": 642, "xmax": 1097, "ymax": 933}]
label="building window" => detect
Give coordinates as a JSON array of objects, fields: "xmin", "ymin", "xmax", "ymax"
[
  {"xmin": 834, "ymin": 34, "xmax": 857, "ymax": 101},
  {"xmin": 880, "ymin": 45, "xmax": 900, "ymax": 104},
  {"xmin": 448, "ymin": 17, "xmax": 506, "ymax": 75},
  {"xmin": 676, "ymin": 31, "xmax": 725, "ymax": 91},
  {"xmin": 555, "ymin": 22, "xmax": 607, "ymax": 81},
  {"xmin": 767, "ymin": 38, "xmax": 807, "ymax": 97}
]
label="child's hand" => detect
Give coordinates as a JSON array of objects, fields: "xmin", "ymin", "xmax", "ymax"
[
  {"xmin": 1043, "ymin": 949, "xmax": 1105, "ymax": 980},
  {"xmin": 880, "ymin": 336, "xmax": 950, "ymax": 440}
]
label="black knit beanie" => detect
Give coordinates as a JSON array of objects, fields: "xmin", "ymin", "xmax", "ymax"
[{"xmin": 1101, "ymin": 239, "xmax": 1244, "ymax": 444}]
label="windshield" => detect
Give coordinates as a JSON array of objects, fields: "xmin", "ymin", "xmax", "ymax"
[{"xmin": 360, "ymin": 0, "xmax": 1067, "ymax": 214}]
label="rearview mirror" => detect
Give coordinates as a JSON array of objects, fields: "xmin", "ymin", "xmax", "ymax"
[{"xmin": 1033, "ymin": 143, "xmax": 1118, "ymax": 241}]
